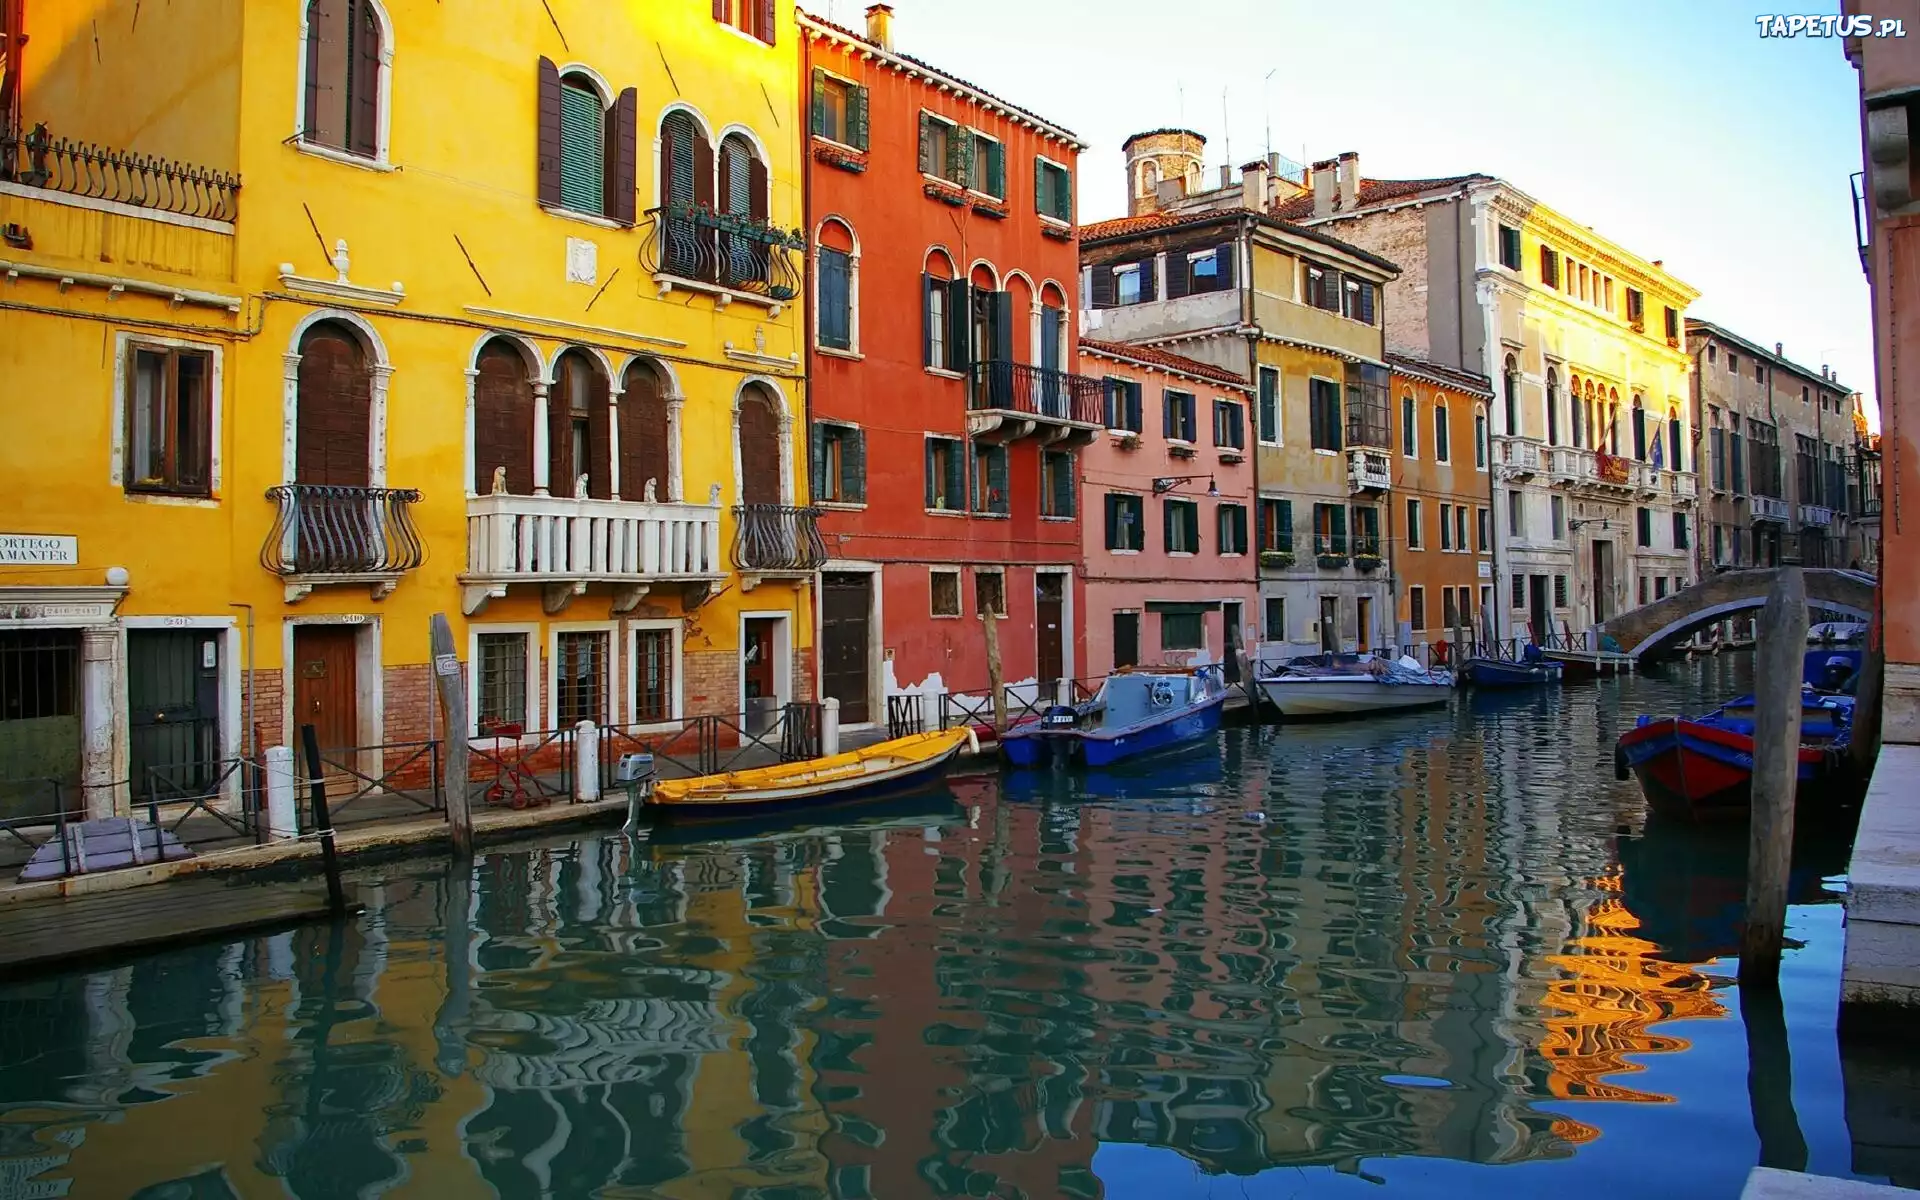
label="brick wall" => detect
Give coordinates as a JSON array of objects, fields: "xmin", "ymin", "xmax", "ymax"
[
  {"xmin": 683, "ymin": 649, "xmax": 738, "ymax": 717},
  {"xmin": 793, "ymin": 646, "xmax": 816, "ymax": 703},
  {"xmin": 1323, "ymin": 207, "xmax": 1434, "ymax": 362}
]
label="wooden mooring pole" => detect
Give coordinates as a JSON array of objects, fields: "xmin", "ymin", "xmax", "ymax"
[
  {"xmin": 983, "ymin": 609, "xmax": 1007, "ymax": 732},
  {"xmin": 299, "ymin": 723, "xmax": 347, "ymax": 916},
  {"xmin": 429, "ymin": 614, "xmax": 474, "ymax": 858},
  {"xmin": 1741, "ymin": 567, "xmax": 1808, "ymax": 988}
]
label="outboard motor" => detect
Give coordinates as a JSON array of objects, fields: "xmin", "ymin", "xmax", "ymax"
[{"xmin": 1041, "ymin": 705, "xmax": 1078, "ymax": 730}]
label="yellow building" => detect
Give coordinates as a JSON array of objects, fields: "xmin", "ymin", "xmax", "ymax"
[{"xmin": 0, "ymin": 0, "xmax": 814, "ymax": 819}]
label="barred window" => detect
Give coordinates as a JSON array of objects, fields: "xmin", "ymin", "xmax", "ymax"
[
  {"xmin": 555, "ymin": 631, "xmax": 609, "ymax": 726},
  {"xmin": 634, "ymin": 628, "xmax": 676, "ymax": 724},
  {"xmin": 476, "ymin": 632, "xmax": 527, "ymax": 732}
]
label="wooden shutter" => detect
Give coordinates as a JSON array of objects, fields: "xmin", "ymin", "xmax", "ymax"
[
  {"xmin": 986, "ymin": 447, "xmax": 1008, "ymax": 514},
  {"xmin": 1333, "ymin": 505, "xmax": 1348, "ymax": 554},
  {"xmin": 809, "ymin": 423, "xmax": 827, "ymax": 498},
  {"xmin": 558, "ymin": 79, "xmax": 605, "ymax": 213},
  {"xmin": 844, "ymin": 428, "xmax": 866, "ymax": 503},
  {"xmin": 1166, "ymin": 253, "xmax": 1191, "ymax": 300},
  {"xmin": 536, "ymin": 58, "xmax": 563, "ymax": 206},
  {"xmin": 1035, "ymin": 161, "xmax": 1047, "ymax": 216},
  {"xmin": 1127, "ymin": 384, "xmax": 1142, "ymax": 432},
  {"xmin": 989, "ymin": 291, "xmax": 1013, "ymax": 364},
  {"xmin": 810, "ymin": 70, "xmax": 828, "ymax": 138},
  {"xmin": 1162, "ymin": 392, "xmax": 1175, "ymax": 439},
  {"xmin": 924, "ymin": 441, "xmax": 938, "ymax": 508},
  {"xmin": 1104, "ymin": 493, "xmax": 1119, "ymax": 549},
  {"xmin": 1355, "ymin": 281, "xmax": 1375, "ymax": 324},
  {"xmin": 621, "ymin": 362, "xmax": 670, "ymax": 501},
  {"xmin": 918, "ymin": 114, "xmax": 935, "ymax": 175},
  {"xmin": 474, "ymin": 343, "xmax": 534, "ymax": 495},
  {"xmin": 738, "ymin": 391, "xmax": 782, "ymax": 506},
  {"xmin": 1090, "ymin": 264, "xmax": 1115, "ymax": 309},
  {"xmin": 549, "ymin": 356, "xmax": 576, "ymax": 493},
  {"xmin": 748, "ymin": 153, "xmax": 769, "ymax": 222},
  {"xmin": 921, "ymin": 274, "xmax": 935, "ymax": 365},
  {"xmin": 850, "ymin": 86, "xmax": 869, "ymax": 151},
  {"xmin": 1217, "ymin": 244, "xmax": 1235, "ymax": 288},
  {"xmin": 946, "ymin": 279, "xmax": 971, "ymax": 369},
  {"xmin": 948, "ymin": 129, "xmax": 973, "ymax": 187},
  {"xmin": 947, "ymin": 442, "xmax": 966, "ymax": 510},
  {"xmin": 1139, "ymin": 257, "xmax": 1157, "ymax": 303},
  {"xmin": 609, "ymin": 88, "xmax": 638, "ymax": 225},
  {"xmin": 713, "ymin": 0, "xmax": 728, "ymax": 19},
  {"xmin": 295, "ymin": 326, "xmax": 370, "ymax": 488},
  {"xmin": 586, "ymin": 366, "xmax": 611, "ymax": 499},
  {"xmin": 348, "ymin": 0, "xmax": 380, "ymax": 158},
  {"xmin": 1050, "ymin": 454, "xmax": 1072, "ymax": 517},
  {"xmin": 303, "ymin": 0, "xmax": 327, "ymax": 139},
  {"xmin": 985, "ymin": 140, "xmax": 1005, "ymax": 198},
  {"xmin": 692, "ymin": 133, "xmax": 715, "ymax": 207},
  {"xmin": 759, "ymin": 0, "xmax": 776, "ymax": 43}
]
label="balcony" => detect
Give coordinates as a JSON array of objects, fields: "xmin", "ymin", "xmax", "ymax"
[
  {"xmin": 1633, "ymin": 463, "xmax": 1663, "ymax": 498},
  {"xmin": 1346, "ymin": 448, "xmax": 1391, "ymax": 492},
  {"xmin": 965, "ymin": 361, "xmax": 1104, "ymax": 446},
  {"xmin": 1589, "ymin": 452, "xmax": 1634, "ymax": 492},
  {"xmin": 1752, "ymin": 495, "xmax": 1791, "ymax": 524},
  {"xmin": 461, "ymin": 493, "xmax": 724, "ymax": 616},
  {"xmin": 263, "ymin": 485, "xmax": 424, "ymax": 603},
  {"xmin": 1497, "ymin": 437, "xmax": 1541, "ymax": 480},
  {"xmin": 640, "ymin": 205, "xmax": 803, "ymax": 314},
  {"xmin": 1798, "ymin": 504, "xmax": 1835, "ymax": 529},
  {"xmin": 1668, "ymin": 473, "xmax": 1699, "ymax": 503},
  {"xmin": 3, "ymin": 124, "xmax": 241, "ymax": 222},
  {"xmin": 1547, "ymin": 446, "xmax": 1591, "ymax": 487},
  {"xmin": 732, "ymin": 504, "xmax": 828, "ymax": 590}
]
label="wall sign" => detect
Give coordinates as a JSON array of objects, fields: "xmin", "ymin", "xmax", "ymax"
[{"xmin": 0, "ymin": 534, "xmax": 77, "ymax": 566}]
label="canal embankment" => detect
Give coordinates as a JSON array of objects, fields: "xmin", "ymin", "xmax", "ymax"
[{"xmin": 1842, "ymin": 741, "xmax": 1920, "ymax": 1013}]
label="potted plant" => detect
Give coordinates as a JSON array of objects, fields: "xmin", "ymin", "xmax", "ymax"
[
  {"xmin": 1258, "ymin": 549, "xmax": 1295, "ymax": 569},
  {"xmin": 1116, "ymin": 432, "xmax": 1142, "ymax": 450},
  {"xmin": 1353, "ymin": 553, "xmax": 1384, "ymax": 572},
  {"xmin": 1169, "ymin": 442, "xmax": 1196, "ymax": 460}
]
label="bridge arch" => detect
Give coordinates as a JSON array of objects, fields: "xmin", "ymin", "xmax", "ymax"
[{"xmin": 1600, "ymin": 568, "xmax": 1875, "ymax": 658}]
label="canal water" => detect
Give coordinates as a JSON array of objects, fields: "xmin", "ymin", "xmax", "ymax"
[{"xmin": 0, "ymin": 658, "xmax": 1906, "ymax": 1199}]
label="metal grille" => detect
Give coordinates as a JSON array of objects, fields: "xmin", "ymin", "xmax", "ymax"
[
  {"xmin": 476, "ymin": 633, "xmax": 527, "ymax": 731},
  {"xmin": 634, "ymin": 630, "xmax": 675, "ymax": 724},
  {"xmin": 0, "ymin": 631, "xmax": 79, "ymax": 722},
  {"xmin": 555, "ymin": 632, "xmax": 608, "ymax": 726}
]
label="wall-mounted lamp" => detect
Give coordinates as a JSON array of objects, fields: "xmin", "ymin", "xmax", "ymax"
[
  {"xmin": 1152, "ymin": 475, "xmax": 1219, "ymax": 497},
  {"xmin": 1568, "ymin": 518, "xmax": 1612, "ymax": 533}
]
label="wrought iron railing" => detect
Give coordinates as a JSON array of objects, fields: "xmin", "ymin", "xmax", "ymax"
[
  {"xmin": 597, "ymin": 703, "xmax": 823, "ymax": 787},
  {"xmin": 731, "ymin": 504, "xmax": 827, "ymax": 573},
  {"xmin": 967, "ymin": 360, "xmax": 1105, "ymax": 425},
  {"xmin": 2, "ymin": 123, "xmax": 241, "ymax": 222},
  {"xmin": 639, "ymin": 204, "xmax": 803, "ymax": 301},
  {"xmin": 263, "ymin": 485, "xmax": 426, "ymax": 576}
]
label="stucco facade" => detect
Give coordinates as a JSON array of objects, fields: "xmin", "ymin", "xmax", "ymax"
[
  {"xmin": 1387, "ymin": 356, "xmax": 1497, "ymax": 658},
  {"xmin": 0, "ymin": 0, "xmax": 812, "ymax": 818},
  {"xmin": 1076, "ymin": 340, "xmax": 1258, "ymax": 678}
]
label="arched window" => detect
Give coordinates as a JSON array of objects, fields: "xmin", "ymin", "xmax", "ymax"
[
  {"xmin": 1401, "ymin": 392, "xmax": 1417, "ymax": 458},
  {"xmin": 1667, "ymin": 405, "xmax": 1684, "ymax": 472},
  {"xmin": 1545, "ymin": 367, "xmax": 1560, "ymax": 446},
  {"xmin": 550, "ymin": 349, "xmax": 611, "ymax": 499},
  {"xmin": 719, "ymin": 132, "xmax": 770, "ymax": 287},
  {"xmin": 536, "ymin": 62, "xmax": 637, "ymax": 223},
  {"xmin": 1568, "ymin": 374, "xmax": 1583, "ymax": 448},
  {"xmin": 1142, "ymin": 161, "xmax": 1159, "ymax": 196},
  {"xmin": 737, "ymin": 384, "xmax": 784, "ymax": 507},
  {"xmin": 659, "ymin": 109, "xmax": 715, "ymax": 278},
  {"xmin": 621, "ymin": 360, "xmax": 671, "ymax": 502},
  {"xmin": 296, "ymin": 321, "xmax": 372, "ymax": 489},
  {"xmin": 924, "ymin": 249, "xmax": 962, "ymax": 371},
  {"xmin": 1475, "ymin": 407, "xmax": 1489, "ymax": 469},
  {"xmin": 1038, "ymin": 282, "xmax": 1070, "ymax": 417},
  {"xmin": 1433, "ymin": 401, "xmax": 1451, "ymax": 463},
  {"xmin": 1585, "ymin": 381, "xmax": 1599, "ymax": 451},
  {"xmin": 301, "ymin": 0, "xmax": 385, "ymax": 160},
  {"xmin": 1607, "ymin": 388, "xmax": 1621, "ymax": 455},
  {"xmin": 817, "ymin": 219, "xmax": 857, "ymax": 353},
  {"xmin": 473, "ymin": 338, "xmax": 535, "ymax": 496},
  {"xmin": 1631, "ymin": 394, "xmax": 1647, "ymax": 461},
  {"xmin": 1502, "ymin": 354, "xmax": 1520, "ymax": 438}
]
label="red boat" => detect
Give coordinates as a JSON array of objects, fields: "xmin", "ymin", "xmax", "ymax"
[{"xmin": 1614, "ymin": 693, "xmax": 1858, "ymax": 822}]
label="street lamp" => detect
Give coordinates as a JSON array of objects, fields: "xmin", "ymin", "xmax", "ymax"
[
  {"xmin": 1152, "ymin": 475, "xmax": 1219, "ymax": 496},
  {"xmin": 1568, "ymin": 517, "xmax": 1611, "ymax": 533}
]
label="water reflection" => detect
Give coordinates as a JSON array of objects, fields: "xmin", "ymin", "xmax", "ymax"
[{"xmin": 0, "ymin": 661, "xmax": 1882, "ymax": 1197}]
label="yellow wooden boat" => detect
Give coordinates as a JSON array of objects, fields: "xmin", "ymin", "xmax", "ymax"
[{"xmin": 647, "ymin": 728, "xmax": 976, "ymax": 815}]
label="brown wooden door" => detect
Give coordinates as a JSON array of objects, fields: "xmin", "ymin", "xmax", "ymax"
[
  {"xmin": 295, "ymin": 325, "xmax": 370, "ymax": 487},
  {"xmin": 292, "ymin": 626, "xmax": 359, "ymax": 752},
  {"xmin": 820, "ymin": 574, "xmax": 871, "ymax": 724},
  {"xmin": 1036, "ymin": 573, "xmax": 1064, "ymax": 685},
  {"xmin": 738, "ymin": 390, "xmax": 781, "ymax": 506},
  {"xmin": 742, "ymin": 618, "xmax": 777, "ymax": 702},
  {"xmin": 473, "ymin": 341, "xmax": 534, "ymax": 495}
]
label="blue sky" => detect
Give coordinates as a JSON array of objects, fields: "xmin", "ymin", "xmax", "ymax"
[{"xmin": 816, "ymin": 0, "xmax": 1876, "ymax": 420}]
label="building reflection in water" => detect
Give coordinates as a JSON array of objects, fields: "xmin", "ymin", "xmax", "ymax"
[{"xmin": 0, "ymin": 713, "xmax": 1846, "ymax": 1198}]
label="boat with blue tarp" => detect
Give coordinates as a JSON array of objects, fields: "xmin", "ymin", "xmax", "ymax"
[
  {"xmin": 1459, "ymin": 643, "xmax": 1565, "ymax": 689},
  {"xmin": 1001, "ymin": 666, "xmax": 1228, "ymax": 769}
]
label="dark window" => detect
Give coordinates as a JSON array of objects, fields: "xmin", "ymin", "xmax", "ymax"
[
  {"xmin": 1041, "ymin": 451, "xmax": 1074, "ymax": 518},
  {"xmin": 923, "ymin": 272, "xmax": 966, "ymax": 370},
  {"xmin": 1401, "ymin": 393, "xmax": 1417, "ymax": 457},
  {"xmin": 1184, "ymin": 245, "xmax": 1233, "ymax": 294},
  {"xmin": 1103, "ymin": 377, "xmax": 1143, "ymax": 432},
  {"xmin": 810, "ymin": 70, "xmax": 869, "ymax": 149},
  {"xmin": 1406, "ymin": 498, "xmax": 1423, "ymax": 549},
  {"xmin": 1352, "ymin": 505, "xmax": 1381, "ymax": 556},
  {"xmin": 1440, "ymin": 502, "xmax": 1454, "ymax": 551},
  {"xmin": 555, "ymin": 631, "xmax": 609, "ymax": 726},
  {"xmin": 1344, "ymin": 363, "xmax": 1390, "ymax": 447},
  {"xmin": 1264, "ymin": 596, "xmax": 1286, "ymax": 640},
  {"xmin": 1259, "ymin": 498, "xmax": 1294, "ymax": 552},
  {"xmin": 925, "ymin": 436, "xmax": 965, "ymax": 511},
  {"xmin": 810, "ymin": 422, "xmax": 866, "ymax": 504},
  {"xmin": 550, "ymin": 350, "xmax": 611, "ymax": 499},
  {"xmin": 1626, "ymin": 288, "xmax": 1645, "ymax": 328},
  {"xmin": 818, "ymin": 246, "xmax": 853, "ymax": 350},
  {"xmin": 476, "ymin": 632, "xmax": 527, "ymax": 732},
  {"xmin": 974, "ymin": 570, "xmax": 1007, "ymax": 616},
  {"xmin": 1539, "ymin": 246, "xmax": 1560, "ymax": 288},
  {"xmin": 1312, "ymin": 503, "xmax": 1347, "ymax": 555},
  {"xmin": 1104, "ymin": 493, "xmax": 1145, "ymax": 551},
  {"xmin": 634, "ymin": 628, "xmax": 676, "ymax": 723},
  {"xmin": 302, "ymin": 0, "xmax": 383, "ymax": 159},
  {"xmin": 1409, "ymin": 586, "xmax": 1427, "ymax": 632},
  {"xmin": 1441, "ymin": 587, "xmax": 1459, "ymax": 631},
  {"xmin": 1637, "ymin": 506, "xmax": 1653, "ymax": 547},
  {"xmin": 1672, "ymin": 512, "xmax": 1690, "ymax": 550},
  {"xmin": 1036, "ymin": 159, "xmax": 1073, "ymax": 221},
  {"xmin": 1664, "ymin": 305, "xmax": 1680, "ymax": 341},
  {"xmin": 1498, "ymin": 224, "xmax": 1522, "ymax": 271},
  {"xmin": 1475, "ymin": 411, "xmax": 1489, "ymax": 469},
  {"xmin": 1217, "ymin": 503, "xmax": 1249, "ymax": 554},
  {"xmin": 919, "ymin": 113, "xmax": 963, "ymax": 184},
  {"xmin": 1309, "ymin": 378, "xmax": 1343, "ymax": 451},
  {"xmin": 125, "ymin": 343, "xmax": 213, "ymax": 497},
  {"xmin": 1503, "ymin": 356, "xmax": 1521, "ymax": 437},
  {"xmin": 1161, "ymin": 611, "xmax": 1204, "ymax": 652},
  {"xmin": 1456, "ymin": 505, "xmax": 1468, "ymax": 551},
  {"xmin": 1213, "ymin": 399, "xmax": 1246, "ymax": 449},
  {"xmin": 475, "ymin": 340, "xmax": 536, "ymax": 495},
  {"xmin": 930, "ymin": 570, "xmax": 961, "ymax": 617},
  {"xmin": 1305, "ymin": 264, "xmax": 1341, "ymax": 312},
  {"xmin": 1433, "ymin": 404, "xmax": 1451, "ymax": 462},
  {"xmin": 970, "ymin": 134, "xmax": 1006, "ymax": 199},
  {"xmin": 1506, "ymin": 492, "xmax": 1523, "ymax": 538},
  {"xmin": 1163, "ymin": 390, "xmax": 1198, "ymax": 442},
  {"xmin": 1554, "ymin": 575, "xmax": 1569, "ymax": 608},
  {"xmin": 971, "ymin": 442, "xmax": 1009, "ymax": 515},
  {"xmin": 1164, "ymin": 499, "xmax": 1200, "ymax": 553},
  {"xmin": 1258, "ymin": 367, "xmax": 1281, "ymax": 443},
  {"xmin": 714, "ymin": 0, "xmax": 776, "ymax": 44},
  {"xmin": 1477, "ymin": 506, "xmax": 1490, "ymax": 553},
  {"xmin": 1343, "ymin": 277, "xmax": 1377, "ymax": 324},
  {"xmin": 1511, "ymin": 574, "xmax": 1526, "ymax": 609},
  {"xmin": 1113, "ymin": 611, "xmax": 1140, "ymax": 668}
]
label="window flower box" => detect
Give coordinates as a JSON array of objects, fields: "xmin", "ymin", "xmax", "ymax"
[
  {"xmin": 1040, "ymin": 223, "xmax": 1074, "ymax": 242},
  {"xmin": 812, "ymin": 143, "xmax": 868, "ymax": 174},
  {"xmin": 1258, "ymin": 549, "xmax": 1295, "ymax": 569},
  {"xmin": 970, "ymin": 197, "xmax": 1009, "ymax": 220},
  {"xmin": 1218, "ymin": 449, "xmax": 1246, "ymax": 465},
  {"xmin": 1353, "ymin": 553, "xmax": 1384, "ymax": 572},
  {"xmin": 1169, "ymin": 442, "xmax": 1197, "ymax": 460},
  {"xmin": 1316, "ymin": 553, "xmax": 1351, "ymax": 570},
  {"xmin": 1116, "ymin": 432, "xmax": 1142, "ymax": 450},
  {"xmin": 923, "ymin": 180, "xmax": 968, "ymax": 207}
]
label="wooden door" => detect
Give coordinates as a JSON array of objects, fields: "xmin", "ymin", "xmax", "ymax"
[
  {"xmin": 820, "ymin": 574, "xmax": 871, "ymax": 724},
  {"xmin": 1036, "ymin": 574, "xmax": 1064, "ymax": 684},
  {"xmin": 1529, "ymin": 575, "xmax": 1553, "ymax": 647},
  {"xmin": 1221, "ymin": 602, "xmax": 1242, "ymax": 684},
  {"xmin": 127, "ymin": 630, "xmax": 219, "ymax": 804},
  {"xmin": 742, "ymin": 618, "xmax": 777, "ymax": 701},
  {"xmin": 295, "ymin": 326, "xmax": 370, "ymax": 487},
  {"xmin": 292, "ymin": 626, "xmax": 359, "ymax": 752},
  {"xmin": 738, "ymin": 390, "xmax": 781, "ymax": 507},
  {"xmin": 1112, "ymin": 611, "xmax": 1139, "ymax": 671},
  {"xmin": 1319, "ymin": 596, "xmax": 1340, "ymax": 654},
  {"xmin": 1355, "ymin": 596, "xmax": 1372, "ymax": 654}
]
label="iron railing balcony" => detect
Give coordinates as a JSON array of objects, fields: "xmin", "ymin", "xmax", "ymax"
[
  {"xmin": 2, "ymin": 123, "xmax": 240, "ymax": 222},
  {"xmin": 263, "ymin": 485, "xmax": 424, "ymax": 602},
  {"xmin": 640, "ymin": 204, "xmax": 802, "ymax": 308},
  {"xmin": 965, "ymin": 360, "xmax": 1104, "ymax": 446},
  {"xmin": 732, "ymin": 504, "xmax": 827, "ymax": 580}
]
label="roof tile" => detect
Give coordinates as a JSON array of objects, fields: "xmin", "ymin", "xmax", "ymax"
[
  {"xmin": 1080, "ymin": 337, "xmax": 1250, "ymax": 389},
  {"xmin": 1269, "ymin": 174, "xmax": 1487, "ymax": 222}
]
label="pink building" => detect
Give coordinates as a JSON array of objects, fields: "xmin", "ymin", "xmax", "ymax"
[{"xmin": 1078, "ymin": 339, "xmax": 1258, "ymax": 680}]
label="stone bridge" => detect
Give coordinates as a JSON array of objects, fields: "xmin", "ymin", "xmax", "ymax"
[{"xmin": 1601, "ymin": 568, "xmax": 1876, "ymax": 658}]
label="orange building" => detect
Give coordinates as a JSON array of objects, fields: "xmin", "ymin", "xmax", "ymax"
[
  {"xmin": 799, "ymin": 6, "xmax": 1096, "ymax": 731},
  {"xmin": 1388, "ymin": 354, "xmax": 1496, "ymax": 657}
]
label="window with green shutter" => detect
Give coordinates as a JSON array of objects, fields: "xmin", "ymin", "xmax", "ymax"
[
  {"xmin": 946, "ymin": 126, "xmax": 974, "ymax": 187},
  {"xmin": 1260, "ymin": 498, "xmax": 1293, "ymax": 552},
  {"xmin": 972, "ymin": 443, "xmax": 1009, "ymax": 515},
  {"xmin": 558, "ymin": 76, "xmax": 606, "ymax": 215},
  {"xmin": 1258, "ymin": 367, "xmax": 1280, "ymax": 443},
  {"xmin": 1217, "ymin": 503, "xmax": 1249, "ymax": 555},
  {"xmin": 926, "ymin": 436, "xmax": 965, "ymax": 511},
  {"xmin": 1309, "ymin": 378, "xmax": 1343, "ymax": 451},
  {"xmin": 818, "ymin": 247, "xmax": 852, "ymax": 350},
  {"xmin": 811, "ymin": 422, "xmax": 865, "ymax": 504},
  {"xmin": 1041, "ymin": 451, "xmax": 1073, "ymax": 518},
  {"xmin": 1036, "ymin": 159, "xmax": 1072, "ymax": 221},
  {"xmin": 970, "ymin": 134, "xmax": 1005, "ymax": 199},
  {"xmin": 1165, "ymin": 499, "xmax": 1199, "ymax": 553},
  {"xmin": 812, "ymin": 70, "xmax": 869, "ymax": 151}
]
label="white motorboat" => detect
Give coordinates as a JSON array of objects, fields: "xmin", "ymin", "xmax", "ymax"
[{"xmin": 1257, "ymin": 654, "xmax": 1455, "ymax": 718}]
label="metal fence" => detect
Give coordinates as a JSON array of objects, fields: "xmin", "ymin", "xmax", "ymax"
[
  {"xmin": 595, "ymin": 703, "xmax": 823, "ymax": 791},
  {"xmin": 2, "ymin": 123, "xmax": 241, "ymax": 222}
]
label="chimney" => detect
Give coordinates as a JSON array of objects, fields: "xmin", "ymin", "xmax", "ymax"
[
  {"xmin": 865, "ymin": 4, "xmax": 894, "ymax": 51},
  {"xmin": 1335, "ymin": 151, "xmax": 1359, "ymax": 212},
  {"xmin": 1241, "ymin": 160, "xmax": 1270, "ymax": 211},
  {"xmin": 1219, "ymin": 164, "xmax": 1233, "ymax": 190},
  {"xmin": 1311, "ymin": 158, "xmax": 1337, "ymax": 219}
]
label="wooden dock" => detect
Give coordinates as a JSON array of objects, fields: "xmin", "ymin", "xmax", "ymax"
[{"xmin": 0, "ymin": 878, "xmax": 357, "ymax": 980}]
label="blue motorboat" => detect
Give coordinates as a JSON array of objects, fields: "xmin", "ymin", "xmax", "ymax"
[
  {"xmin": 1459, "ymin": 644, "xmax": 1564, "ymax": 688},
  {"xmin": 1001, "ymin": 666, "xmax": 1228, "ymax": 769}
]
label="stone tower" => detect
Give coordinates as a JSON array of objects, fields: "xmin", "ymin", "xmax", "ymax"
[{"xmin": 1122, "ymin": 129, "xmax": 1206, "ymax": 217}]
